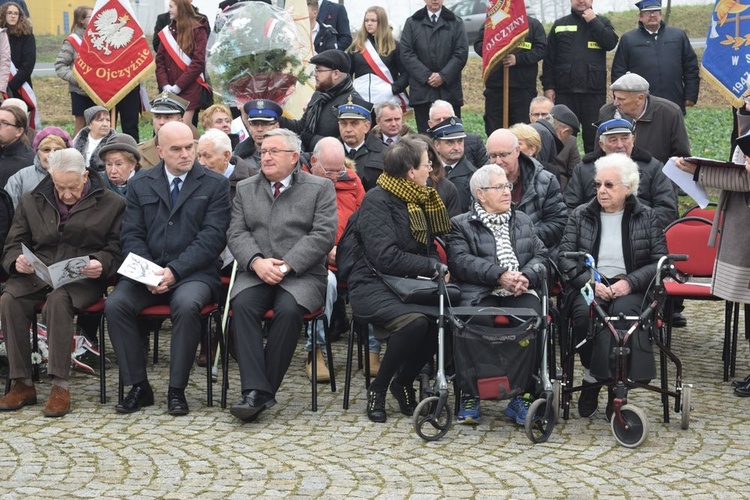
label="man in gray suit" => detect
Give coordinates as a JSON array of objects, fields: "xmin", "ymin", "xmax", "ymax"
[
  {"xmin": 227, "ymin": 129, "xmax": 337, "ymax": 422},
  {"xmin": 105, "ymin": 121, "xmax": 231, "ymax": 416}
]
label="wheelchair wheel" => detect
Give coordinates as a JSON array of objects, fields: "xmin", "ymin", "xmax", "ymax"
[
  {"xmin": 525, "ymin": 397, "xmax": 556, "ymax": 444},
  {"xmin": 680, "ymin": 384, "xmax": 692, "ymax": 430},
  {"xmin": 413, "ymin": 396, "xmax": 452, "ymax": 441},
  {"xmin": 611, "ymin": 404, "xmax": 649, "ymax": 448}
]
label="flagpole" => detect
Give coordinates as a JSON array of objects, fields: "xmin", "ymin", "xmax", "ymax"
[{"xmin": 503, "ymin": 65, "xmax": 509, "ymax": 129}]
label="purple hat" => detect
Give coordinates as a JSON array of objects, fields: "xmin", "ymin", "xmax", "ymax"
[{"xmin": 32, "ymin": 126, "xmax": 72, "ymax": 150}]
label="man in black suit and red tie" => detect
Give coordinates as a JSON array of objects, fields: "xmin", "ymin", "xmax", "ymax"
[{"xmin": 316, "ymin": 0, "xmax": 352, "ymax": 50}]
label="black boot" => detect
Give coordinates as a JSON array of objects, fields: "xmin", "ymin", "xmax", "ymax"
[
  {"xmin": 389, "ymin": 379, "xmax": 417, "ymax": 416},
  {"xmin": 366, "ymin": 389, "xmax": 387, "ymax": 423},
  {"xmin": 578, "ymin": 380, "xmax": 601, "ymax": 418}
]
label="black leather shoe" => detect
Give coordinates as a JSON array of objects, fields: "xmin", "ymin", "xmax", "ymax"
[
  {"xmin": 366, "ymin": 389, "xmax": 387, "ymax": 423},
  {"xmin": 731, "ymin": 374, "xmax": 750, "ymax": 388},
  {"xmin": 671, "ymin": 312, "xmax": 688, "ymax": 328},
  {"xmin": 577, "ymin": 380, "xmax": 601, "ymax": 418},
  {"xmin": 230, "ymin": 390, "xmax": 277, "ymax": 422},
  {"xmin": 167, "ymin": 387, "xmax": 190, "ymax": 416},
  {"xmin": 115, "ymin": 383, "xmax": 154, "ymax": 414},
  {"xmin": 389, "ymin": 379, "xmax": 417, "ymax": 416},
  {"xmin": 734, "ymin": 379, "xmax": 750, "ymax": 397}
]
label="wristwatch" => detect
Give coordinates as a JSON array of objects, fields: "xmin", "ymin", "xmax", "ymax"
[{"xmin": 279, "ymin": 264, "xmax": 289, "ymax": 275}]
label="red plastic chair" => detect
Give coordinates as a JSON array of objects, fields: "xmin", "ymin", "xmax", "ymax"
[{"xmin": 663, "ymin": 216, "xmax": 738, "ymax": 381}]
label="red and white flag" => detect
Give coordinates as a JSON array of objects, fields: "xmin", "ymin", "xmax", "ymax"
[
  {"xmin": 480, "ymin": 0, "xmax": 529, "ymax": 83},
  {"xmin": 72, "ymin": 0, "xmax": 155, "ymax": 108}
]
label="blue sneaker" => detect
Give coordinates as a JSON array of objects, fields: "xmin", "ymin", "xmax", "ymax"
[
  {"xmin": 457, "ymin": 396, "xmax": 481, "ymax": 425},
  {"xmin": 504, "ymin": 394, "xmax": 531, "ymax": 425}
]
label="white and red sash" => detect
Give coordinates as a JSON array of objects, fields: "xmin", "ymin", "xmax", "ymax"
[
  {"xmin": 66, "ymin": 33, "xmax": 83, "ymax": 51},
  {"xmin": 157, "ymin": 26, "xmax": 210, "ymax": 91},
  {"xmin": 360, "ymin": 39, "xmax": 409, "ymax": 111},
  {"xmin": 8, "ymin": 62, "xmax": 40, "ymax": 129}
]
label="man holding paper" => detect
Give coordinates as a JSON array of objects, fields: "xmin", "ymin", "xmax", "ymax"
[
  {"xmin": 105, "ymin": 121, "xmax": 230, "ymax": 416},
  {"xmin": 0, "ymin": 149, "xmax": 125, "ymax": 418}
]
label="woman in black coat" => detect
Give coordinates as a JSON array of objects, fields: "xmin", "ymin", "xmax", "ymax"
[
  {"xmin": 0, "ymin": 2, "xmax": 34, "ymax": 98},
  {"xmin": 348, "ymin": 137, "xmax": 451, "ymax": 423},
  {"xmin": 446, "ymin": 164, "xmax": 548, "ymax": 426},
  {"xmin": 558, "ymin": 153, "xmax": 666, "ymax": 421}
]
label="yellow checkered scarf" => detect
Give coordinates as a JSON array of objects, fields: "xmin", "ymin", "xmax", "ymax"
[{"xmin": 377, "ymin": 173, "xmax": 451, "ymax": 244}]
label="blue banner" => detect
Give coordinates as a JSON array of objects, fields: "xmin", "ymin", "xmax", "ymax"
[{"xmin": 701, "ymin": 0, "xmax": 750, "ymax": 107}]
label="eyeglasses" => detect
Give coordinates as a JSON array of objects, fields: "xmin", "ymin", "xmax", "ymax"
[
  {"xmin": 530, "ymin": 112, "xmax": 550, "ymax": 118},
  {"xmin": 415, "ymin": 161, "xmax": 432, "ymax": 171},
  {"xmin": 642, "ymin": 10, "xmax": 661, "ymax": 16},
  {"xmin": 313, "ymin": 68, "xmax": 334, "ymax": 74},
  {"xmin": 0, "ymin": 120, "xmax": 19, "ymax": 128},
  {"xmin": 488, "ymin": 150, "xmax": 516, "ymax": 160},
  {"xmin": 481, "ymin": 182, "xmax": 514, "ymax": 192},
  {"xmin": 260, "ymin": 148, "xmax": 295, "ymax": 156},
  {"xmin": 38, "ymin": 147, "xmax": 63, "ymax": 154},
  {"xmin": 594, "ymin": 180, "xmax": 626, "ymax": 190},
  {"xmin": 314, "ymin": 163, "xmax": 346, "ymax": 178}
]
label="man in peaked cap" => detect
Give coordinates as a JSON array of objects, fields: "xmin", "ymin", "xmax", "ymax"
[
  {"xmin": 138, "ymin": 92, "xmax": 189, "ymax": 169},
  {"xmin": 337, "ymin": 98, "xmax": 383, "ymax": 191},
  {"xmin": 565, "ymin": 116, "xmax": 676, "ymax": 229},
  {"xmin": 428, "ymin": 116, "xmax": 475, "ymax": 213},
  {"xmin": 550, "ymin": 103, "xmax": 582, "ymax": 190},
  {"xmin": 598, "ymin": 72, "xmax": 690, "ymax": 165},
  {"xmin": 234, "ymin": 99, "xmax": 283, "ymax": 172},
  {"xmin": 280, "ymin": 49, "xmax": 364, "ymax": 152},
  {"xmin": 612, "ymin": 0, "xmax": 699, "ymax": 114}
]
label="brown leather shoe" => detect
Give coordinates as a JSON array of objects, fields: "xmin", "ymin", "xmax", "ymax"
[
  {"xmin": 0, "ymin": 383, "xmax": 37, "ymax": 411},
  {"xmin": 43, "ymin": 386, "xmax": 71, "ymax": 418}
]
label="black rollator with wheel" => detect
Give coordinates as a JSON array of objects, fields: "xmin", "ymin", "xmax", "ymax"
[
  {"xmin": 560, "ymin": 252, "xmax": 693, "ymax": 448},
  {"xmin": 413, "ymin": 264, "xmax": 558, "ymax": 443}
]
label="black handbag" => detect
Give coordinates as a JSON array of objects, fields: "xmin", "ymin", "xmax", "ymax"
[{"xmin": 380, "ymin": 274, "xmax": 461, "ymax": 306}]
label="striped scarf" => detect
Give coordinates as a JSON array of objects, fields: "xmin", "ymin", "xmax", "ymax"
[
  {"xmin": 474, "ymin": 202, "xmax": 519, "ymax": 296},
  {"xmin": 377, "ymin": 173, "xmax": 451, "ymax": 244}
]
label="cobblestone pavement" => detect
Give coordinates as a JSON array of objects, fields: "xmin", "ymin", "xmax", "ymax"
[{"xmin": 0, "ymin": 300, "xmax": 748, "ymax": 498}]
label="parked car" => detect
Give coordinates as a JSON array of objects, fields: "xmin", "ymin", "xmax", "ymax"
[{"xmin": 449, "ymin": 0, "xmax": 487, "ymax": 45}]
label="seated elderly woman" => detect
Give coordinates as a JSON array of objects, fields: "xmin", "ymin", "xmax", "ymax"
[
  {"xmin": 0, "ymin": 148, "xmax": 125, "ymax": 417},
  {"xmin": 5, "ymin": 126, "xmax": 71, "ymax": 207},
  {"xmin": 348, "ymin": 137, "xmax": 452, "ymax": 423},
  {"xmin": 98, "ymin": 133, "xmax": 142, "ymax": 196},
  {"xmin": 558, "ymin": 153, "xmax": 666, "ymax": 421},
  {"xmin": 447, "ymin": 164, "xmax": 548, "ymax": 426}
]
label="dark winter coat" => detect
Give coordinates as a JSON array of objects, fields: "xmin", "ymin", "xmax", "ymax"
[
  {"xmin": 2, "ymin": 169, "xmax": 125, "ymax": 304},
  {"xmin": 347, "ymin": 186, "xmax": 444, "ymax": 324},
  {"xmin": 541, "ymin": 9, "xmax": 618, "ymax": 94},
  {"xmin": 349, "ymin": 133, "xmax": 385, "ymax": 192},
  {"xmin": 447, "ymin": 205, "xmax": 548, "ymax": 306},
  {"xmin": 71, "ymin": 126, "xmax": 116, "ymax": 173},
  {"xmin": 0, "ymin": 137, "xmax": 34, "ymax": 188},
  {"xmin": 445, "ymin": 155, "xmax": 477, "ymax": 214},
  {"xmin": 558, "ymin": 195, "xmax": 667, "ymax": 293},
  {"xmin": 400, "ymin": 6, "xmax": 468, "ymax": 106},
  {"xmin": 7, "ymin": 32, "xmax": 35, "ymax": 94},
  {"xmin": 611, "ymin": 21, "xmax": 699, "ymax": 113},
  {"xmin": 313, "ymin": 22, "xmax": 339, "ymax": 53},
  {"xmin": 349, "ymin": 36, "xmax": 409, "ymax": 95},
  {"xmin": 564, "ymin": 146, "xmax": 677, "ymax": 229}
]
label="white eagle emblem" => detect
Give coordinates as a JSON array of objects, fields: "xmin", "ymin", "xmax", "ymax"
[{"xmin": 88, "ymin": 8, "xmax": 134, "ymax": 55}]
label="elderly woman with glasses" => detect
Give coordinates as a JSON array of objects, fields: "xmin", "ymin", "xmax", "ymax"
[
  {"xmin": 446, "ymin": 163, "xmax": 548, "ymax": 426},
  {"xmin": 347, "ymin": 137, "xmax": 451, "ymax": 423},
  {"xmin": 558, "ymin": 153, "xmax": 666, "ymax": 421}
]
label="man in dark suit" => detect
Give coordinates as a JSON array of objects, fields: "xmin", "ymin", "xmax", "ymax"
[
  {"xmin": 227, "ymin": 128, "xmax": 337, "ymax": 422},
  {"xmin": 105, "ymin": 121, "xmax": 231, "ymax": 416},
  {"xmin": 316, "ymin": 0, "xmax": 352, "ymax": 51}
]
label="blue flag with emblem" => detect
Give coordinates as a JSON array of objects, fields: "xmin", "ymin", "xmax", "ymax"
[{"xmin": 700, "ymin": 0, "xmax": 750, "ymax": 107}]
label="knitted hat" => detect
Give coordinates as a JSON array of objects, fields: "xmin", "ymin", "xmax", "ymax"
[
  {"xmin": 32, "ymin": 126, "xmax": 72, "ymax": 150},
  {"xmin": 84, "ymin": 106, "xmax": 108, "ymax": 126}
]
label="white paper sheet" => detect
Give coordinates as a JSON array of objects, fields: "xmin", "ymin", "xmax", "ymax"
[
  {"xmin": 662, "ymin": 158, "xmax": 710, "ymax": 209},
  {"xmin": 117, "ymin": 252, "xmax": 164, "ymax": 287}
]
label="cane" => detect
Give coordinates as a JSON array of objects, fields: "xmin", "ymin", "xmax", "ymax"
[{"xmin": 212, "ymin": 260, "xmax": 238, "ymax": 381}]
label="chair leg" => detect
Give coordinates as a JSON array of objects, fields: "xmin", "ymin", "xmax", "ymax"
[
  {"xmin": 723, "ymin": 301, "xmax": 733, "ymax": 382},
  {"xmin": 361, "ymin": 323, "xmax": 371, "ymax": 390},
  {"xmin": 99, "ymin": 314, "xmax": 107, "ymax": 404},
  {"xmin": 32, "ymin": 314, "xmax": 39, "ymax": 382},
  {"xmin": 323, "ymin": 315, "xmax": 336, "ymax": 393},
  {"xmin": 343, "ymin": 318, "xmax": 355, "ymax": 410},
  {"xmin": 221, "ymin": 316, "xmax": 231, "ymax": 409},
  {"xmin": 731, "ymin": 302, "xmax": 740, "ymax": 379},
  {"xmin": 311, "ymin": 318, "xmax": 318, "ymax": 412},
  {"xmin": 205, "ymin": 314, "xmax": 213, "ymax": 407}
]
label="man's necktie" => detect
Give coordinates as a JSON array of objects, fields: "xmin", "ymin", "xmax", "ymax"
[
  {"xmin": 348, "ymin": 148, "xmax": 357, "ymax": 159},
  {"xmin": 445, "ymin": 165, "xmax": 453, "ymax": 175},
  {"xmin": 273, "ymin": 181, "xmax": 283, "ymax": 198},
  {"xmin": 385, "ymin": 137, "xmax": 394, "ymax": 146},
  {"xmin": 170, "ymin": 178, "xmax": 181, "ymax": 207},
  {"xmin": 431, "ymin": 14, "xmax": 437, "ymax": 24}
]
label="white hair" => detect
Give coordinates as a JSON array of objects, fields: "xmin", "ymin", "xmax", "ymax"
[
  {"xmin": 198, "ymin": 128, "xmax": 232, "ymax": 154},
  {"xmin": 429, "ymin": 100, "xmax": 455, "ymax": 121},
  {"xmin": 595, "ymin": 153, "xmax": 640, "ymax": 195},
  {"xmin": 47, "ymin": 148, "xmax": 86, "ymax": 175},
  {"xmin": 469, "ymin": 164, "xmax": 507, "ymax": 196}
]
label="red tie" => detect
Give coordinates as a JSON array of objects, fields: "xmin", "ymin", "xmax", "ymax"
[{"xmin": 273, "ymin": 181, "xmax": 283, "ymax": 198}]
